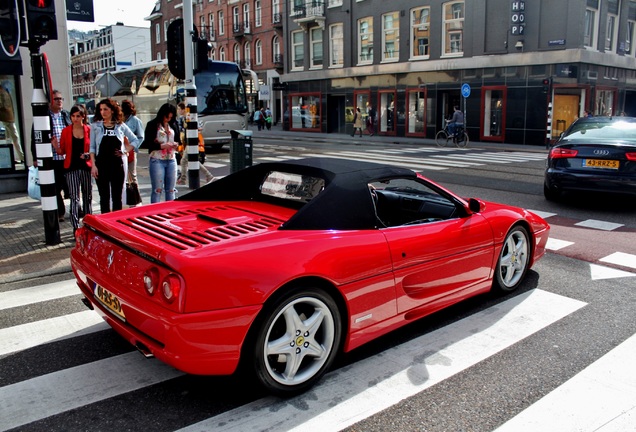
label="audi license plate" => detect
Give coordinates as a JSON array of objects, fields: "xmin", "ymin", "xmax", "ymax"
[
  {"xmin": 94, "ymin": 285, "xmax": 126, "ymax": 321},
  {"xmin": 583, "ymin": 159, "xmax": 619, "ymax": 169}
]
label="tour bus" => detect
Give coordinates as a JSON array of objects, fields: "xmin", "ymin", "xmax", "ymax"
[{"xmin": 92, "ymin": 59, "xmax": 255, "ymax": 151}]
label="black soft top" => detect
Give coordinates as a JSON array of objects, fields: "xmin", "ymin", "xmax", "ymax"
[{"xmin": 180, "ymin": 157, "xmax": 416, "ymax": 230}]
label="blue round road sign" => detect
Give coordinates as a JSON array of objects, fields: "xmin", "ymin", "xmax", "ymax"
[{"xmin": 461, "ymin": 83, "xmax": 471, "ymax": 98}]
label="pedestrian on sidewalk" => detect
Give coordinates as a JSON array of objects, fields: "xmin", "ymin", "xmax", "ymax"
[
  {"xmin": 90, "ymin": 98, "xmax": 140, "ymax": 213},
  {"xmin": 143, "ymin": 103, "xmax": 180, "ymax": 203},
  {"xmin": 0, "ymin": 83, "xmax": 24, "ymax": 163},
  {"xmin": 31, "ymin": 90, "xmax": 71, "ymax": 221},
  {"xmin": 122, "ymin": 100, "xmax": 144, "ymax": 206},
  {"xmin": 176, "ymin": 103, "xmax": 214, "ymax": 186},
  {"xmin": 54, "ymin": 104, "xmax": 92, "ymax": 236},
  {"xmin": 253, "ymin": 108, "xmax": 262, "ymax": 131},
  {"xmin": 366, "ymin": 105, "xmax": 376, "ymax": 136},
  {"xmin": 351, "ymin": 107, "xmax": 363, "ymax": 137}
]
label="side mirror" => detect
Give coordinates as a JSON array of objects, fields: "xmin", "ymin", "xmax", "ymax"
[{"xmin": 468, "ymin": 198, "xmax": 482, "ymax": 213}]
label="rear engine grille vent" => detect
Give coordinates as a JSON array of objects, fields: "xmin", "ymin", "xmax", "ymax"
[{"xmin": 117, "ymin": 206, "xmax": 285, "ymax": 250}]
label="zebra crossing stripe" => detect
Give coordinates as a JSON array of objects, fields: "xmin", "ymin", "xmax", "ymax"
[
  {"xmin": 0, "ymin": 311, "xmax": 107, "ymax": 356},
  {"xmin": 176, "ymin": 289, "xmax": 586, "ymax": 432},
  {"xmin": 303, "ymin": 153, "xmax": 450, "ymax": 171},
  {"xmin": 0, "ymin": 352, "xmax": 184, "ymax": 431},
  {"xmin": 495, "ymin": 333, "xmax": 636, "ymax": 432},
  {"xmin": 317, "ymin": 151, "xmax": 481, "ymax": 168},
  {"xmin": 0, "ymin": 280, "xmax": 80, "ymax": 310}
]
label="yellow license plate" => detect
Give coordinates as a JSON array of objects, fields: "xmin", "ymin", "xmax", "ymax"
[
  {"xmin": 584, "ymin": 159, "xmax": 619, "ymax": 169},
  {"xmin": 94, "ymin": 285, "xmax": 126, "ymax": 321}
]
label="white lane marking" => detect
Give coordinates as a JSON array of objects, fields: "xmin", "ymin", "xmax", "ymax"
[
  {"xmin": 0, "ymin": 352, "xmax": 184, "ymax": 431},
  {"xmin": 0, "ymin": 311, "xmax": 108, "ymax": 356},
  {"xmin": 177, "ymin": 289, "xmax": 586, "ymax": 432},
  {"xmin": 0, "ymin": 280, "xmax": 81, "ymax": 311},
  {"xmin": 527, "ymin": 210, "xmax": 556, "ymax": 219},
  {"xmin": 589, "ymin": 264, "xmax": 636, "ymax": 281},
  {"xmin": 327, "ymin": 150, "xmax": 483, "ymax": 167},
  {"xmin": 495, "ymin": 333, "xmax": 636, "ymax": 432},
  {"xmin": 303, "ymin": 153, "xmax": 449, "ymax": 171},
  {"xmin": 575, "ymin": 219, "xmax": 624, "ymax": 231},
  {"xmin": 546, "ymin": 238, "xmax": 575, "ymax": 251},
  {"xmin": 600, "ymin": 252, "xmax": 636, "ymax": 270}
]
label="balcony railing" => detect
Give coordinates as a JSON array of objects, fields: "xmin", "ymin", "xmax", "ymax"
[
  {"xmin": 272, "ymin": 13, "xmax": 283, "ymax": 27},
  {"xmin": 292, "ymin": 1, "xmax": 325, "ymax": 30},
  {"xmin": 274, "ymin": 54, "xmax": 283, "ymax": 68},
  {"xmin": 199, "ymin": 25, "xmax": 216, "ymax": 41},
  {"xmin": 233, "ymin": 21, "xmax": 252, "ymax": 37}
]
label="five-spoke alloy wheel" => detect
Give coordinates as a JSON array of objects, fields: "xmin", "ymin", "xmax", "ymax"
[
  {"xmin": 252, "ymin": 288, "xmax": 342, "ymax": 395},
  {"xmin": 494, "ymin": 225, "xmax": 530, "ymax": 293}
]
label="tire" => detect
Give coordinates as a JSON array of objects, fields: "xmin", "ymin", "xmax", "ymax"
[
  {"xmin": 252, "ymin": 288, "xmax": 342, "ymax": 395},
  {"xmin": 493, "ymin": 225, "xmax": 531, "ymax": 293},
  {"xmin": 456, "ymin": 132, "xmax": 469, "ymax": 148},
  {"xmin": 435, "ymin": 130, "xmax": 449, "ymax": 147},
  {"xmin": 543, "ymin": 183, "xmax": 560, "ymax": 202}
]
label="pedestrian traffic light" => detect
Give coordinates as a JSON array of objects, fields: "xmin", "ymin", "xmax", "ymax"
[
  {"xmin": 25, "ymin": 0, "xmax": 58, "ymax": 42},
  {"xmin": 0, "ymin": 0, "xmax": 20, "ymax": 58},
  {"xmin": 542, "ymin": 78, "xmax": 551, "ymax": 94},
  {"xmin": 167, "ymin": 19, "xmax": 186, "ymax": 80}
]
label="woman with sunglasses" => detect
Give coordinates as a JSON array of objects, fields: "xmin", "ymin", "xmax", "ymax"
[
  {"xmin": 141, "ymin": 103, "xmax": 180, "ymax": 203},
  {"xmin": 89, "ymin": 98, "xmax": 140, "ymax": 213}
]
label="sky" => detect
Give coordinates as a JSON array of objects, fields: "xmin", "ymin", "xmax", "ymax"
[{"xmin": 66, "ymin": 0, "xmax": 157, "ymax": 32}]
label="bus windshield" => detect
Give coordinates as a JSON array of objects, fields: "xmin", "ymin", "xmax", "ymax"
[{"xmin": 195, "ymin": 61, "xmax": 249, "ymax": 116}]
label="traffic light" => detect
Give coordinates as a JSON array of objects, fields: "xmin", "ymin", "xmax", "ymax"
[
  {"xmin": 25, "ymin": 0, "xmax": 57, "ymax": 42},
  {"xmin": 0, "ymin": 0, "xmax": 20, "ymax": 57},
  {"xmin": 542, "ymin": 78, "xmax": 552, "ymax": 94},
  {"xmin": 167, "ymin": 19, "xmax": 185, "ymax": 80}
]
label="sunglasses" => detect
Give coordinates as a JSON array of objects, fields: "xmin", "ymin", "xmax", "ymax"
[{"xmin": 54, "ymin": 97, "xmax": 64, "ymax": 101}]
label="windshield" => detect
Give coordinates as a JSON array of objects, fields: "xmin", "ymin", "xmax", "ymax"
[
  {"xmin": 195, "ymin": 61, "xmax": 249, "ymax": 115},
  {"xmin": 564, "ymin": 120, "xmax": 636, "ymax": 142}
]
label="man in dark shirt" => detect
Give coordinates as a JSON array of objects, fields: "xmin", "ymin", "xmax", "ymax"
[{"xmin": 447, "ymin": 105, "xmax": 464, "ymax": 137}]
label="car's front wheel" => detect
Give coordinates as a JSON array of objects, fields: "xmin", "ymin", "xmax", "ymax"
[
  {"xmin": 252, "ymin": 288, "xmax": 342, "ymax": 395},
  {"xmin": 493, "ymin": 225, "xmax": 530, "ymax": 293}
]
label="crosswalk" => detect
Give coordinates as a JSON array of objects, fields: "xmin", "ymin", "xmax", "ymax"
[
  {"xmin": 240, "ymin": 145, "xmax": 549, "ymax": 173},
  {"xmin": 1, "ymin": 277, "xmax": 634, "ymax": 431}
]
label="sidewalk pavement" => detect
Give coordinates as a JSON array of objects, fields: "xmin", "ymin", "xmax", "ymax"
[{"xmin": 0, "ymin": 127, "xmax": 548, "ymax": 286}]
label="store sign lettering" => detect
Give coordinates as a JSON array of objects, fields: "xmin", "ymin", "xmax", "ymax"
[{"xmin": 511, "ymin": 1, "xmax": 526, "ymax": 35}]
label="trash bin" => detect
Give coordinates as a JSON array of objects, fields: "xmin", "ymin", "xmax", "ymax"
[{"xmin": 230, "ymin": 130, "xmax": 253, "ymax": 173}]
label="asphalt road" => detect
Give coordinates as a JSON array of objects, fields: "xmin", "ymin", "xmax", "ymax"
[{"xmin": 1, "ymin": 137, "xmax": 635, "ymax": 431}]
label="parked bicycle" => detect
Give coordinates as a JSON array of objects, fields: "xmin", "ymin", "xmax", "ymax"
[{"xmin": 435, "ymin": 124, "xmax": 469, "ymax": 148}]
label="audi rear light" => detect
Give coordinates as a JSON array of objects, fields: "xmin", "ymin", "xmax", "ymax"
[
  {"xmin": 549, "ymin": 148, "xmax": 578, "ymax": 159},
  {"xmin": 161, "ymin": 274, "xmax": 182, "ymax": 304},
  {"xmin": 626, "ymin": 152, "xmax": 636, "ymax": 161}
]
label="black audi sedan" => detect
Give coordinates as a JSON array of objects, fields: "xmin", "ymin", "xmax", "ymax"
[{"xmin": 544, "ymin": 116, "xmax": 636, "ymax": 201}]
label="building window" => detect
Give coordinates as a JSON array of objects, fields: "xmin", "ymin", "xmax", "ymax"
[
  {"xmin": 273, "ymin": 0, "xmax": 280, "ymax": 18},
  {"xmin": 256, "ymin": 39, "xmax": 263, "ymax": 64},
  {"xmin": 219, "ymin": 11, "xmax": 225, "ymax": 35},
  {"xmin": 411, "ymin": 7, "xmax": 430, "ymax": 59},
  {"xmin": 292, "ymin": 30, "xmax": 304, "ymax": 69},
  {"xmin": 584, "ymin": 6, "xmax": 598, "ymax": 49},
  {"xmin": 209, "ymin": 13, "xmax": 215, "ymax": 39},
  {"xmin": 358, "ymin": 17, "xmax": 373, "ymax": 64},
  {"xmin": 606, "ymin": 13, "xmax": 618, "ymax": 52},
  {"xmin": 164, "ymin": 21, "xmax": 168, "ymax": 42},
  {"xmin": 406, "ymin": 89, "xmax": 426, "ymax": 136},
  {"xmin": 442, "ymin": 1, "xmax": 464, "ymax": 56},
  {"xmin": 244, "ymin": 42, "xmax": 251, "ymax": 68},
  {"xmin": 289, "ymin": 94, "xmax": 320, "ymax": 129},
  {"xmin": 273, "ymin": 35, "xmax": 281, "ymax": 62},
  {"xmin": 328, "ymin": 0, "xmax": 343, "ymax": 6},
  {"xmin": 378, "ymin": 90, "xmax": 396, "ymax": 134},
  {"xmin": 219, "ymin": 47, "xmax": 226, "ymax": 61},
  {"xmin": 382, "ymin": 11, "xmax": 399, "ymax": 62},
  {"xmin": 234, "ymin": 44, "xmax": 241, "ymax": 64},
  {"xmin": 243, "ymin": 3, "xmax": 250, "ymax": 32},
  {"xmin": 310, "ymin": 27, "xmax": 323, "ymax": 68},
  {"xmin": 155, "ymin": 23, "xmax": 160, "ymax": 44},
  {"xmin": 481, "ymin": 86, "xmax": 506, "ymax": 141},
  {"xmin": 233, "ymin": 6, "xmax": 240, "ymax": 32},
  {"xmin": 329, "ymin": 23, "xmax": 343, "ymax": 67},
  {"xmin": 627, "ymin": 20, "xmax": 635, "ymax": 55},
  {"xmin": 255, "ymin": 0, "xmax": 262, "ymax": 27}
]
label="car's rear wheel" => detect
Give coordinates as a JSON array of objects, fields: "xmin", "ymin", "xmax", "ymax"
[
  {"xmin": 252, "ymin": 288, "xmax": 342, "ymax": 395},
  {"xmin": 494, "ymin": 225, "xmax": 530, "ymax": 293},
  {"xmin": 543, "ymin": 183, "xmax": 561, "ymax": 201}
]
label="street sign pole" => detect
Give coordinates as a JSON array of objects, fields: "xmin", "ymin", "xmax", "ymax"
[
  {"xmin": 29, "ymin": 40, "xmax": 60, "ymax": 245},
  {"xmin": 461, "ymin": 83, "xmax": 471, "ymax": 134},
  {"xmin": 183, "ymin": 0, "xmax": 200, "ymax": 189}
]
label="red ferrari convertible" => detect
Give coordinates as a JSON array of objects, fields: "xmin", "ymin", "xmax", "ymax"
[{"xmin": 71, "ymin": 158, "xmax": 549, "ymax": 395}]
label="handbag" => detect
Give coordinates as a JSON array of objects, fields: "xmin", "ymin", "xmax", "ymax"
[
  {"xmin": 126, "ymin": 182, "xmax": 142, "ymax": 206},
  {"xmin": 27, "ymin": 166, "xmax": 41, "ymax": 200}
]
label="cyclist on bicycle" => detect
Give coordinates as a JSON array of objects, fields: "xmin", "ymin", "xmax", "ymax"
[{"xmin": 446, "ymin": 105, "xmax": 464, "ymax": 138}]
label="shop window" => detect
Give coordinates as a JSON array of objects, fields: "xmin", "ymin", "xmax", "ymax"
[
  {"xmin": 289, "ymin": 94, "xmax": 320, "ymax": 130},
  {"xmin": 379, "ymin": 91, "xmax": 396, "ymax": 134},
  {"xmin": 407, "ymin": 89, "xmax": 426, "ymax": 136},
  {"xmin": 481, "ymin": 86, "xmax": 506, "ymax": 142}
]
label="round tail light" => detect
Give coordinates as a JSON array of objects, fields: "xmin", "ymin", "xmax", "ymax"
[
  {"xmin": 161, "ymin": 274, "xmax": 181, "ymax": 304},
  {"xmin": 143, "ymin": 268, "xmax": 159, "ymax": 296}
]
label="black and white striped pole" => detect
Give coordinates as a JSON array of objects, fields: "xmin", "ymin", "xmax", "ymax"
[
  {"xmin": 183, "ymin": 0, "xmax": 200, "ymax": 189},
  {"xmin": 30, "ymin": 46, "xmax": 60, "ymax": 245},
  {"xmin": 546, "ymin": 101, "xmax": 552, "ymax": 149}
]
